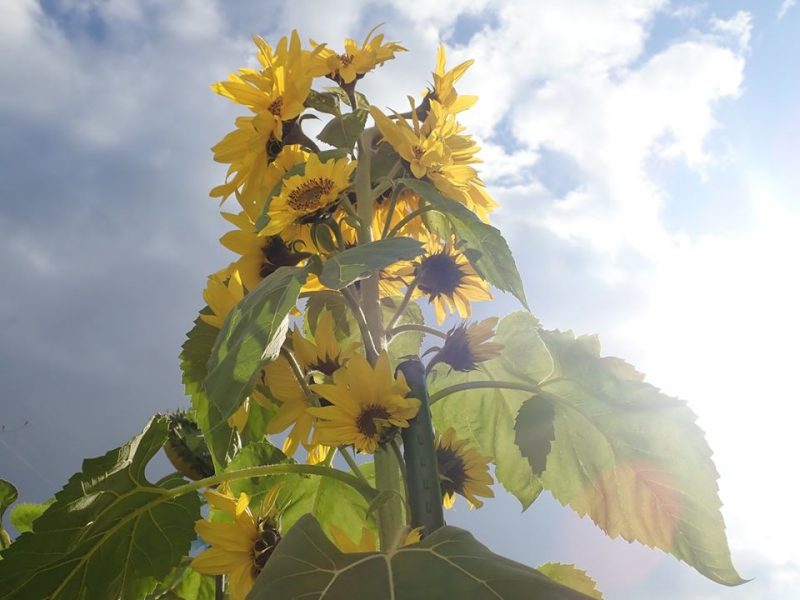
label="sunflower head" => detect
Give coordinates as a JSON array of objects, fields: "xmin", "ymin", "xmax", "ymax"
[
  {"xmin": 308, "ymin": 352, "xmax": 419, "ymax": 453},
  {"xmin": 412, "ymin": 241, "xmax": 492, "ymax": 324},
  {"xmin": 261, "ymin": 153, "xmax": 356, "ymax": 241},
  {"xmin": 192, "ymin": 485, "xmax": 285, "ymax": 600},
  {"xmin": 311, "ymin": 25, "xmax": 405, "ymax": 85},
  {"xmin": 293, "ymin": 310, "xmax": 358, "ymax": 379},
  {"xmin": 163, "ymin": 411, "xmax": 214, "ymax": 481},
  {"xmin": 200, "ymin": 270, "xmax": 245, "ymax": 329},
  {"xmin": 435, "ymin": 428, "xmax": 494, "ymax": 509},
  {"xmin": 428, "ymin": 317, "xmax": 503, "ymax": 372}
]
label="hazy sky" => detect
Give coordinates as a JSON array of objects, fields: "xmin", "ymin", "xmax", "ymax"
[{"xmin": 1, "ymin": 1, "xmax": 799, "ymax": 598}]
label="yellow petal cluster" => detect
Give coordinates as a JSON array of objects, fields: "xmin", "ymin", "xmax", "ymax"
[{"xmin": 311, "ymin": 25, "xmax": 405, "ymax": 84}]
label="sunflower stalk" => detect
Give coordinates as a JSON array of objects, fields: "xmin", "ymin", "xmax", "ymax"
[{"xmin": 428, "ymin": 380, "xmax": 542, "ymax": 405}]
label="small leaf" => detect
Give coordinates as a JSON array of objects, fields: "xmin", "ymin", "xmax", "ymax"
[
  {"xmin": 400, "ymin": 178, "xmax": 528, "ymax": 308},
  {"xmin": 515, "ymin": 395, "xmax": 556, "ymax": 477},
  {"xmin": 9, "ymin": 500, "xmax": 53, "ymax": 534},
  {"xmin": 305, "ymin": 89, "xmax": 341, "ymax": 116},
  {"xmin": 324, "ymin": 86, "xmax": 370, "ymax": 110},
  {"xmin": 0, "ymin": 416, "xmax": 201, "ymax": 600},
  {"xmin": 180, "ymin": 315, "xmax": 235, "ymax": 469},
  {"xmin": 317, "ymin": 109, "xmax": 369, "ymax": 151},
  {"xmin": 204, "ymin": 266, "xmax": 310, "ymax": 451},
  {"xmin": 318, "ymin": 237, "xmax": 424, "ymax": 289},
  {"xmin": 0, "ymin": 480, "xmax": 17, "ymax": 523},
  {"xmin": 538, "ymin": 563, "xmax": 603, "ymax": 599},
  {"xmin": 248, "ymin": 514, "xmax": 594, "ymax": 599}
]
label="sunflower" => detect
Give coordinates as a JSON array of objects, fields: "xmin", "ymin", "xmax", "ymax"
[
  {"xmin": 328, "ymin": 525, "xmax": 421, "ymax": 553},
  {"xmin": 294, "ymin": 310, "xmax": 359, "ymax": 378},
  {"xmin": 407, "ymin": 239, "xmax": 492, "ymax": 324},
  {"xmin": 199, "ymin": 270, "xmax": 245, "ymax": 330},
  {"xmin": 311, "ymin": 25, "xmax": 405, "ymax": 84},
  {"xmin": 428, "ymin": 317, "xmax": 503, "ymax": 372},
  {"xmin": 430, "ymin": 45, "xmax": 478, "ymax": 114},
  {"xmin": 262, "ymin": 355, "xmax": 315, "ymax": 458},
  {"xmin": 435, "ymin": 428, "xmax": 494, "ymax": 509},
  {"xmin": 192, "ymin": 486, "xmax": 283, "ymax": 600},
  {"xmin": 220, "ymin": 210, "xmax": 313, "ymax": 291},
  {"xmin": 308, "ymin": 352, "xmax": 419, "ymax": 453},
  {"xmin": 260, "ymin": 153, "xmax": 356, "ymax": 243}
]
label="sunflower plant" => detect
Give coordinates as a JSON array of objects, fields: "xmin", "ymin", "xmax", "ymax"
[{"xmin": 0, "ymin": 27, "xmax": 746, "ymax": 600}]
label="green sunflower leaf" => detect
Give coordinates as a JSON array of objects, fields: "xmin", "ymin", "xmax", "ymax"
[
  {"xmin": 382, "ymin": 297, "xmax": 425, "ymax": 366},
  {"xmin": 9, "ymin": 499, "xmax": 54, "ymax": 534},
  {"xmin": 0, "ymin": 480, "xmax": 17, "ymax": 549},
  {"xmin": 514, "ymin": 394, "xmax": 557, "ymax": 477},
  {"xmin": 304, "ymin": 290, "xmax": 358, "ymax": 343},
  {"xmin": 324, "ymin": 86, "xmax": 370, "ymax": 110},
  {"xmin": 533, "ymin": 327, "xmax": 745, "ymax": 586},
  {"xmin": 247, "ymin": 514, "xmax": 594, "ymax": 599},
  {"xmin": 399, "ymin": 178, "xmax": 528, "ymax": 309},
  {"xmin": 146, "ymin": 565, "xmax": 215, "ymax": 600},
  {"xmin": 318, "ymin": 237, "xmax": 424, "ymax": 289},
  {"xmin": 306, "ymin": 89, "xmax": 341, "ymax": 116},
  {"xmin": 537, "ymin": 563, "xmax": 603, "ymax": 599},
  {"xmin": 318, "ymin": 109, "xmax": 369, "ymax": 151},
  {"xmin": 0, "ymin": 416, "xmax": 201, "ymax": 600},
  {"xmin": 204, "ymin": 265, "xmax": 311, "ymax": 457},
  {"xmin": 180, "ymin": 314, "xmax": 236, "ymax": 470}
]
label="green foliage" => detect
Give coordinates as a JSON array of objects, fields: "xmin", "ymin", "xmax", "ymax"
[
  {"xmin": 0, "ymin": 416, "xmax": 200, "ymax": 600},
  {"xmin": 318, "ymin": 109, "xmax": 369, "ymax": 150},
  {"xmin": 9, "ymin": 499, "xmax": 53, "ymax": 534},
  {"xmin": 400, "ymin": 178, "xmax": 528, "ymax": 308},
  {"xmin": 248, "ymin": 515, "xmax": 594, "ymax": 599},
  {"xmin": 304, "ymin": 290, "xmax": 358, "ymax": 343},
  {"xmin": 305, "ymin": 89, "xmax": 341, "ymax": 116},
  {"xmin": 533, "ymin": 327, "xmax": 744, "ymax": 585},
  {"xmin": 318, "ymin": 237, "xmax": 424, "ymax": 289},
  {"xmin": 537, "ymin": 563, "xmax": 603, "ymax": 599},
  {"xmin": 204, "ymin": 265, "xmax": 311, "ymax": 458},
  {"xmin": 514, "ymin": 395, "xmax": 556, "ymax": 477},
  {"xmin": 146, "ymin": 565, "xmax": 215, "ymax": 600},
  {"xmin": 324, "ymin": 86, "xmax": 370, "ymax": 110},
  {"xmin": 382, "ymin": 297, "xmax": 424, "ymax": 365},
  {"xmin": 180, "ymin": 315, "xmax": 236, "ymax": 469}
]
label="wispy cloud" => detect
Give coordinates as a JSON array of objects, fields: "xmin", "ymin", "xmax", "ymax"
[{"xmin": 778, "ymin": 0, "xmax": 796, "ymax": 20}]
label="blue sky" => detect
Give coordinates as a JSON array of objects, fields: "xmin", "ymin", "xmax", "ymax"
[{"xmin": 1, "ymin": 1, "xmax": 799, "ymax": 598}]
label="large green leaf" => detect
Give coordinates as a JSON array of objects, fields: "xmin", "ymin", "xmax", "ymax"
[
  {"xmin": 0, "ymin": 416, "xmax": 201, "ymax": 599},
  {"xmin": 180, "ymin": 315, "xmax": 236, "ymax": 469},
  {"xmin": 317, "ymin": 109, "xmax": 368, "ymax": 151},
  {"xmin": 247, "ymin": 514, "xmax": 593, "ymax": 599},
  {"xmin": 318, "ymin": 237, "xmax": 424, "ymax": 289},
  {"xmin": 204, "ymin": 265, "xmax": 310, "ymax": 450},
  {"xmin": 428, "ymin": 313, "xmax": 547, "ymax": 508},
  {"xmin": 382, "ymin": 297, "xmax": 425, "ymax": 366},
  {"xmin": 531, "ymin": 328, "xmax": 744, "ymax": 585},
  {"xmin": 514, "ymin": 394, "xmax": 556, "ymax": 477},
  {"xmin": 537, "ymin": 563, "xmax": 603, "ymax": 599},
  {"xmin": 400, "ymin": 178, "xmax": 528, "ymax": 309},
  {"xmin": 304, "ymin": 290, "xmax": 358, "ymax": 344}
]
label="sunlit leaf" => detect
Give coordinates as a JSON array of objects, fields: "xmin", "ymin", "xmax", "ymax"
[
  {"xmin": 0, "ymin": 416, "xmax": 201, "ymax": 600},
  {"xmin": 0, "ymin": 481, "xmax": 16, "ymax": 523},
  {"xmin": 534, "ymin": 328, "xmax": 745, "ymax": 585},
  {"xmin": 538, "ymin": 563, "xmax": 603, "ymax": 599},
  {"xmin": 204, "ymin": 266, "xmax": 311, "ymax": 454},
  {"xmin": 304, "ymin": 290, "xmax": 357, "ymax": 343},
  {"xmin": 306, "ymin": 89, "xmax": 341, "ymax": 116},
  {"xmin": 247, "ymin": 515, "xmax": 594, "ymax": 599},
  {"xmin": 180, "ymin": 315, "xmax": 235, "ymax": 469},
  {"xmin": 319, "ymin": 237, "xmax": 424, "ymax": 289},
  {"xmin": 399, "ymin": 178, "xmax": 528, "ymax": 308}
]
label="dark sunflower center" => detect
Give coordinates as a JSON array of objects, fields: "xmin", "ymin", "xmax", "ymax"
[
  {"xmin": 339, "ymin": 53, "xmax": 354, "ymax": 67},
  {"xmin": 356, "ymin": 406, "xmax": 391, "ymax": 438},
  {"xmin": 267, "ymin": 96, "xmax": 283, "ymax": 116},
  {"xmin": 308, "ymin": 354, "xmax": 342, "ymax": 377},
  {"xmin": 412, "ymin": 146, "xmax": 424, "ymax": 159},
  {"xmin": 259, "ymin": 236, "xmax": 310, "ymax": 279},
  {"xmin": 253, "ymin": 520, "xmax": 282, "ymax": 572},
  {"xmin": 288, "ymin": 178, "xmax": 335, "ymax": 212},
  {"xmin": 415, "ymin": 252, "xmax": 465, "ymax": 297},
  {"xmin": 436, "ymin": 447, "xmax": 467, "ymax": 497}
]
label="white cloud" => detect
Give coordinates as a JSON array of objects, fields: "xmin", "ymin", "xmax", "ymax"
[{"xmin": 778, "ymin": 0, "xmax": 797, "ymax": 20}]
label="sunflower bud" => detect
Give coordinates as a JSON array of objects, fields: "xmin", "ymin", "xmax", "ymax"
[{"xmin": 163, "ymin": 411, "xmax": 214, "ymax": 481}]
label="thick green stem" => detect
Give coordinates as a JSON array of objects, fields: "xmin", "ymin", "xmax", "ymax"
[
  {"xmin": 167, "ymin": 464, "xmax": 377, "ymax": 503},
  {"xmin": 429, "ymin": 380, "xmax": 541, "ymax": 405},
  {"xmin": 398, "ymin": 358, "xmax": 445, "ymax": 535},
  {"xmin": 340, "ymin": 287, "xmax": 379, "ymax": 362},
  {"xmin": 386, "ymin": 280, "xmax": 418, "ymax": 331},
  {"xmin": 374, "ymin": 446, "xmax": 405, "ymax": 550},
  {"xmin": 339, "ymin": 446, "xmax": 369, "ymax": 483}
]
